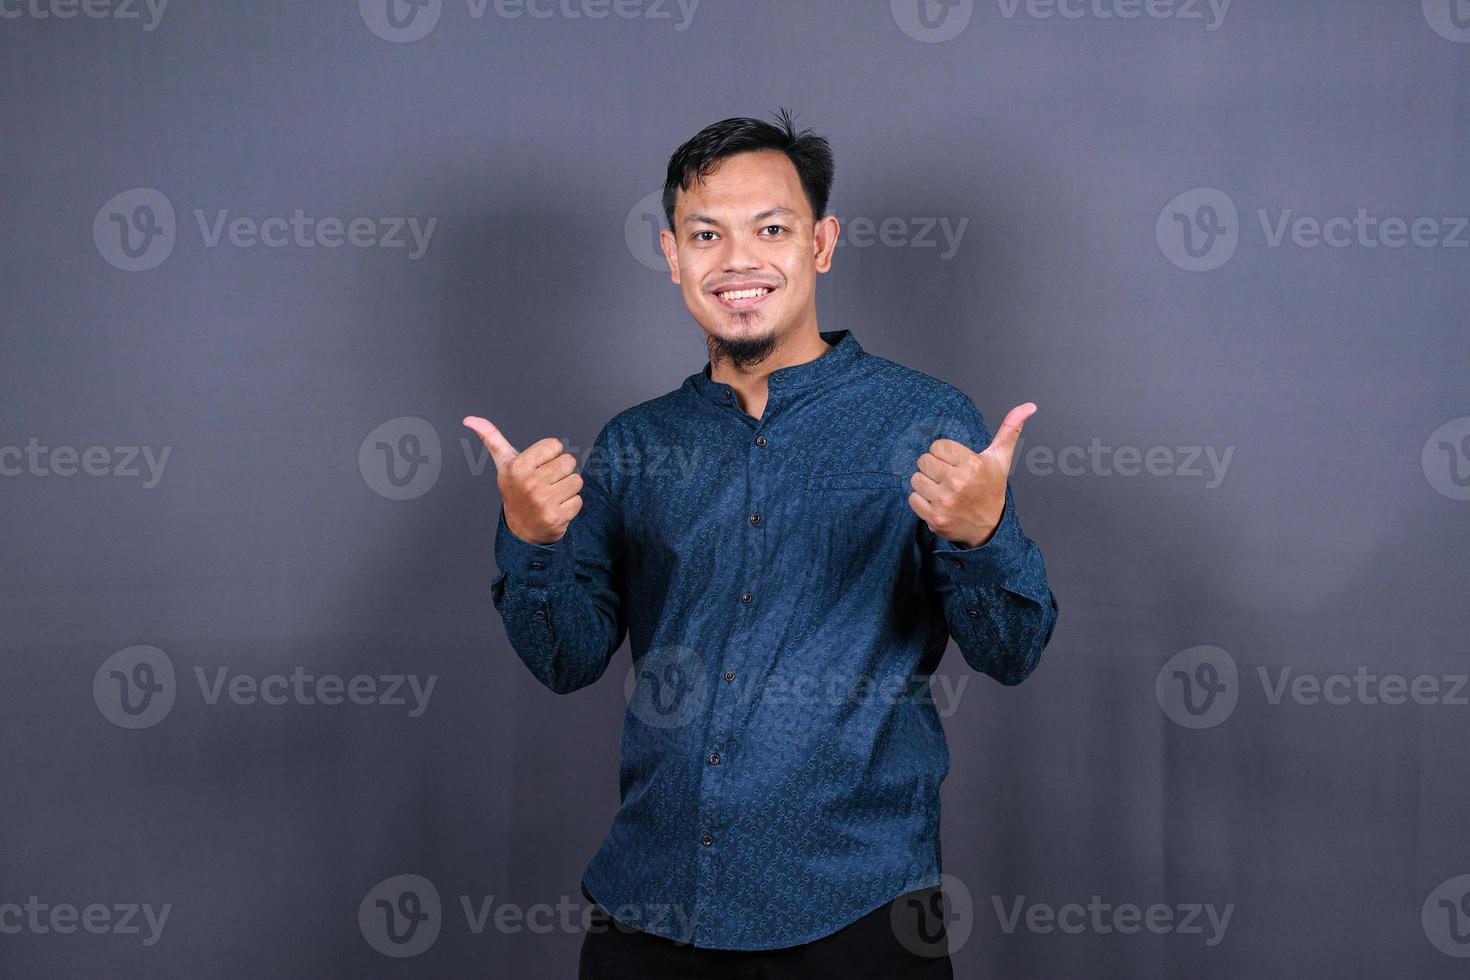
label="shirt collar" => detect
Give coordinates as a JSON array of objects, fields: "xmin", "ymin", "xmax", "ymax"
[{"xmin": 688, "ymin": 329, "xmax": 863, "ymax": 406}]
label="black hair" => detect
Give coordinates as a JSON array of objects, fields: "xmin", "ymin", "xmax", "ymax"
[{"xmin": 661, "ymin": 106, "xmax": 835, "ymax": 233}]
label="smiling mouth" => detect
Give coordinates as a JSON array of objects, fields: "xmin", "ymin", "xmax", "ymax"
[{"xmin": 713, "ymin": 286, "xmax": 776, "ymax": 309}]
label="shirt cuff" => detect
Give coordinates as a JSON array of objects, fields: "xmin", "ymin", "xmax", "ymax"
[
  {"xmin": 494, "ymin": 505, "xmax": 575, "ymax": 588},
  {"xmin": 931, "ymin": 493, "xmax": 1030, "ymax": 588}
]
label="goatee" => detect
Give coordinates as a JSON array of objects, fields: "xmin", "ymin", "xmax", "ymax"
[{"xmin": 708, "ymin": 329, "xmax": 779, "ymax": 371}]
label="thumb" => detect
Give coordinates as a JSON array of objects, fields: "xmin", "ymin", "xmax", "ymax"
[
  {"xmin": 985, "ymin": 402, "xmax": 1036, "ymax": 459},
  {"xmin": 462, "ymin": 416, "xmax": 519, "ymax": 470}
]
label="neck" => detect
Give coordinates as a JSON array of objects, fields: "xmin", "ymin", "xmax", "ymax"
[{"xmin": 709, "ymin": 325, "xmax": 834, "ymax": 421}]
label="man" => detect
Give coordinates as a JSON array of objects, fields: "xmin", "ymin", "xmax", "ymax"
[{"xmin": 464, "ymin": 108, "xmax": 1058, "ymax": 978}]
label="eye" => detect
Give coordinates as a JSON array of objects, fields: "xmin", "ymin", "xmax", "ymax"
[
  {"xmin": 693, "ymin": 231, "xmax": 717, "ymax": 242},
  {"xmin": 761, "ymin": 225, "xmax": 787, "ymax": 236}
]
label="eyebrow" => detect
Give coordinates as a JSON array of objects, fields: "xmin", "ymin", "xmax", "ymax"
[{"xmin": 682, "ymin": 207, "xmax": 798, "ymax": 227}]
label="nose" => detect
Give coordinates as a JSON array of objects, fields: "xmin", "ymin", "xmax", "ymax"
[{"xmin": 719, "ymin": 228, "xmax": 763, "ymax": 275}]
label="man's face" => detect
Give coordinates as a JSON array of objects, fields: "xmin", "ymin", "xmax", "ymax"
[{"xmin": 660, "ymin": 149, "xmax": 838, "ymax": 355}]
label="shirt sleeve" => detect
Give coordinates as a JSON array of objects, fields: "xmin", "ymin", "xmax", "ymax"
[
  {"xmin": 918, "ymin": 394, "xmax": 1059, "ymax": 685},
  {"xmin": 489, "ymin": 423, "xmax": 627, "ymax": 694}
]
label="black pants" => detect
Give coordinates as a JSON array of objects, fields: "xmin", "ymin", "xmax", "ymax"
[{"xmin": 578, "ymin": 881, "xmax": 955, "ymax": 980}]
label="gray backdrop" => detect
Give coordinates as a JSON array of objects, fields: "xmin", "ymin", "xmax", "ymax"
[{"xmin": 3, "ymin": 1, "xmax": 1468, "ymax": 977}]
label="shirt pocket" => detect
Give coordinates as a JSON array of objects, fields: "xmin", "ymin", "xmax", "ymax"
[{"xmin": 803, "ymin": 470, "xmax": 909, "ymax": 586}]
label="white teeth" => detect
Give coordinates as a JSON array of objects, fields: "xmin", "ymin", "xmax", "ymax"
[{"xmin": 718, "ymin": 287, "xmax": 770, "ymax": 301}]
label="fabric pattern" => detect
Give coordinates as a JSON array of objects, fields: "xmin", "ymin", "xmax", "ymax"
[{"xmin": 490, "ymin": 329, "xmax": 1059, "ymax": 951}]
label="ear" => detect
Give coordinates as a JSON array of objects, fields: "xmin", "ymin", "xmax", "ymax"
[
  {"xmin": 813, "ymin": 214, "xmax": 840, "ymax": 273},
  {"xmin": 659, "ymin": 227, "xmax": 681, "ymax": 285}
]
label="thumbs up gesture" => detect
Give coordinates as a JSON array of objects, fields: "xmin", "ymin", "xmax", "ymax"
[
  {"xmin": 463, "ymin": 416, "xmax": 583, "ymax": 546},
  {"xmin": 907, "ymin": 403, "xmax": 1035, "ymax": 550}
]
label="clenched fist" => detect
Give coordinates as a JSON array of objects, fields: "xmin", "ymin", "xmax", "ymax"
[
  {"xmin": 463, "ymin": 416, "xmax": 583, "ymax": 546},
  {"xmin": 907, "ymin": 402, "xmax": 1035, "ymax": 550}
]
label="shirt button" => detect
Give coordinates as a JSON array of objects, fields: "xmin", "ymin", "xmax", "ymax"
[
  {"xmin": 533, "ymin": 609, "xmax": 546, "ymax": 620},
  {"xmin": 749, "ymin": 513, "xmax": 761, "ymax": 525},
  {"xmin": 754, "ymin": 435, "xmax": 766, "ymax": 447},
  {"xmin": 724, "ymin": 670, "xmax": 736, "ymax": 681},
  {"xmin": 722, "ymin": 390, "xmax": 731, "ymax": 399},
  {"xmin": 966, "ymin": 608, "xmax": 978, "ymax": 618},
  {"xmin": 708, "ymin": 752, "xmax": 720, "ymax": 765},
  {"xmin": 741, "ymin": 592, "xmax": 752, "ymax": 604},
  {"xmin": 772, "ymin": 373, "xmax": 783, "ymax": 382},
  {"xmin": 701, "ymin": 833, "xmax": 713, "ymax": 846},
  {"xmin": 528, "ymin": 560, "xmax": 545, "ymax": 570}
]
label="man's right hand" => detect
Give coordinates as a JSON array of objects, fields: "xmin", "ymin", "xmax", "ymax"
[{"xmin": 463, "ymin": 416, "xmax": 583, "ymax": 546}]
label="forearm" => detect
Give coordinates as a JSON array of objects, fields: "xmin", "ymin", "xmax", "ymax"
[
  {"xmin": 929, "ymin": 490, "xmax": 1059, "ymax": 685},
  {"xmin": 491, "ymin": 504, "xmax": 625, "ymax": 694}
]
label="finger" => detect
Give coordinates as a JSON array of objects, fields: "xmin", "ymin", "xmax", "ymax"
[
  {"xmin": 985, "ymin": 403, "xmax": 1036, "ymax": 457},
  {"xmin": 907, "ymin": 490, "xmax": 937, "ymax": 526},
  {"xmin": 547, "ymin": 471, "xmax": 583, "ymax": 503},
  {"xmin": 555, "ymin": 492, "xmax": 584, "ymax": 523},
  {"xmin": 515, "ymin": 436, "xmax": 568, "ymax": 470},
  {"xmin": 915, "ymin": 451, "xmax": 953, "ymax": 485},
  {"xmin": 463, "ymin": 416, "xmax": 519, "ymax": 470},
  {"xmin": 909, "ymin": 469, "xmax": 944, "ymax": 503},
  {"xmin": 927, "ymin": 438, "xmax": 975, "ymax": 465}
]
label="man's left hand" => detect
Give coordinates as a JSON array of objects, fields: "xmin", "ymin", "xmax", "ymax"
[{"xmin": 907, "ymin": 402, "xmax": 1036, "ymax": 549}]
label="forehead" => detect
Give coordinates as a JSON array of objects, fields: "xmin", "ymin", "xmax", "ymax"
[{"xmin": 675, "ymin": 149, "xmax": 807, "ymax": 220}]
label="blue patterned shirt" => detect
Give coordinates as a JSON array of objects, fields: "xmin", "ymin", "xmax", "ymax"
[{"xmin": 490, "ymin": 329, "xmax": 1058, "ymax": 951}]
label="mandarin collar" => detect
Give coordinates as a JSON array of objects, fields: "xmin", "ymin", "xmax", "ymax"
[{"xmin": 688, "ymin": 329, "xmax": 862, "ymax": 406}]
